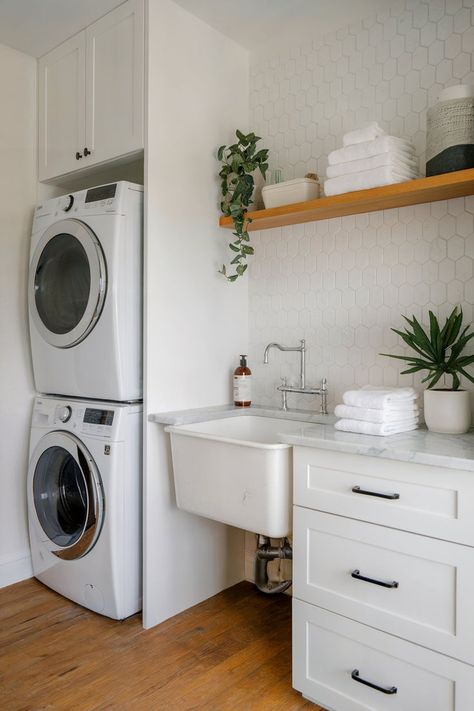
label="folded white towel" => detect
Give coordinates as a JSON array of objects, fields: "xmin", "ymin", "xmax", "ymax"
[
  {"xmin": 328, "ymin": 136, "xmax": 415, "ymax": 166},
  {"xmin": 326, "ymin": 152, "xmax": 418, "ymax": 179},
  {"xmin": 324, "ymin": 166, "xmax": 417, "ymax": 196},
  {"xmin": 343, "ymin": 387, "xmax": 417, "ymax": 410},
  {"xmin": 335, "ymin": 418, "xmax": 419, "ymax": 436},
  {"xmin": 343, "ymin": 122, "xmax": 385, "ymax": 147},
  {"xmin": 334, "ymin": 403, "xmax": 419, "ymax": 423}
]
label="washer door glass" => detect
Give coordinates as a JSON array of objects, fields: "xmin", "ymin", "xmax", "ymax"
[
  {"xmin": 35, "ymin": 234, "xmax": 91, "ymax": 335},
  {"xmin": 32, "ymin": 438, "xmax": 103, "ymax": 560},
  {"xmin": 29, "ymin": 219, "xmax": 106, "ymax": 349}
]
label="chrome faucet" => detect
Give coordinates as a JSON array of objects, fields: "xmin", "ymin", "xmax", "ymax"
[
  {"xmin": 263, "ymin": 339, "xmax": 306, "ymax": 388},
  {"xmin": 263, "ymin": 339, "xmax": 328, "ymax": 414}
]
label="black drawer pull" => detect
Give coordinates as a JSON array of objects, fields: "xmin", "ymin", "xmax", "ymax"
[
  {"xmin": 351, "ymin": 669, "xmax": 397, "ymax": 695},
  {"xmin": 352, "ymin": 485, "xmax": 400, "ymax": 500},
  {"xmin": 351, "ymin": 569, "xmax": 399, "ymax": 588}
]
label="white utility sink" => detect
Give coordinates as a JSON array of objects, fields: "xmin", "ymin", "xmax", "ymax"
[{"xmin": 165, "ymin": 416, "xmax": 309, "ymax": 538}]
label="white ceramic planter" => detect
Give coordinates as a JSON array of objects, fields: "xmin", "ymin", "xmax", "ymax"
[{"xmin": 423, "ymin": 389, "xmax": 472, "ymax": 434}]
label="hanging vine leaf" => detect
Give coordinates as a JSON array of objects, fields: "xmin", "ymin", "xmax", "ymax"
[{"xmin": 217, "ymin": 129, "xmax": 269, "ymax": 282}]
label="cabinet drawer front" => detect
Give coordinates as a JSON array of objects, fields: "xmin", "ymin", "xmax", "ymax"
[
  {"xmin": 294, "ymin": 508, "xmax": 474, "ymax": 663},
  {"xmin": 293, "ymin": 600, "xmax": 474, "ymax": 711},
  {"xmin": 294, "ymin": 446, "xmax": 474, "ymax": 545}
]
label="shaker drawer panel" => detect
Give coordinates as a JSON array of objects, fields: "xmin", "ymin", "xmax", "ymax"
[
  {"xmin": 293, "ymin": 446, "xmax": 474, "ymax": 545},
  {"xmin": 294, "ymin": 508, "xmax": 474, "ymax": 663},
  {"xmin": 293, "ymin": 600, "xmax": 474, "ymax": 711}
]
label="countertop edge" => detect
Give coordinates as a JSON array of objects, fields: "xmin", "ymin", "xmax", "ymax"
[
  {"xmin": 149, "ymin": 404, "xmax": 335, "ymax": 426},
  {"xmin": 281, "ymin": 432, "xmax": 474, "ymax": 472}
]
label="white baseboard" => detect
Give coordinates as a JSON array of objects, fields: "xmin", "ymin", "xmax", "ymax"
[{"xmin": 0, "ymin": 551, "xmax": 33, "ymax": 589}]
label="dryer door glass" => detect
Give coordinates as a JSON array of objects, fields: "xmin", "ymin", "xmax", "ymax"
[
  {"xmin": 29, "ymin": 219, "xmax": 106, "ymax": 349},
  {"xmin": 35, "ymin": 234, "xmax": 91, "ymax": 335},
  {"xmin": 33, "ymin": 444, "xmax": 102, "ymax": 559}
]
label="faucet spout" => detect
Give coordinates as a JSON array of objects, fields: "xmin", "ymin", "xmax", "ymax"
[
  {"xmin": 263, "ymin": 342, "xmax": 284, "ymax": 364},
  {"xmin": 263, "ymin": 340, "xmax": 305, "ymax": 388}
]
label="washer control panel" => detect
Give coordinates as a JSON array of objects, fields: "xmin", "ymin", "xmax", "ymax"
[{"xmin": 33, "ymin": 398, "xmax": 126, "ymax": 440}]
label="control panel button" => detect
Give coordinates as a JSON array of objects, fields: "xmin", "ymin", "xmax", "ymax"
[
  {"xmin": 58, "ymin": 405, "xmax": 72, "ymax": 423},
  {"xmin": 58, "ymin": 195, "xmax": 74, "ymax": 212}
]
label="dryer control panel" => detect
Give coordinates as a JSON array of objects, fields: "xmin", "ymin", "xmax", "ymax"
[
  {"xmin": 82, "ymin": 408, "xmax": 115, "ymax": 436},
  {"xmin": 32, "ymin": 180, "xmax": 143, "ymax": 226}
]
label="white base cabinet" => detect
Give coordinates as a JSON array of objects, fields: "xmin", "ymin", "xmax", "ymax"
[
  {"xmin": 293, "ymin": 600, "xmax": 473, "ymax": 711},
  {"xmin": 39, "ymin": 0, "xmax": 144, "ymax": 181},
  {"xmin": 292, "ymin": 446, "xmax": 474, "ymax": 711}
]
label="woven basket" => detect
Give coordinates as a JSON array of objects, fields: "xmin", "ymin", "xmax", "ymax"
[{"xmin": 426, "ymin": 96, "xmax": 474, "ymax": 175}]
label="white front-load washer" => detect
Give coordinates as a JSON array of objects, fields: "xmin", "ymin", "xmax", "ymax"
[
  {"xmin": 28, "ymin": 181, "xmax": 143, "ymax": 401},
  {"xmin": 27, "ymin": 395, "xmax": 142, "ymax": 620}
]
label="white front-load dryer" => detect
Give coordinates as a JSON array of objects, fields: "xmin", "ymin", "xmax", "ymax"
[
  {"xmin": 27, "ymin": 396, "xmax": 142, "ymax": 620},
  {"xmin": 28, "ymin": 181, "xmax": 143, "ymax": 401}
]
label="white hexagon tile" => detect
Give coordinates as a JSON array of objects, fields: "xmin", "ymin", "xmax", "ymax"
[{"xmin": 247, "ymin": 0, "xmax": 474, "ymax": 412}]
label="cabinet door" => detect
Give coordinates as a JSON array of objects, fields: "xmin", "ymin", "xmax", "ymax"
[
  {"xmin": 85, "ymin": 0, "xmax": 144, "ymax": 166},
  {"xmin": 38, "ymin": 33, "xmax": 86, "ymax": 181}
]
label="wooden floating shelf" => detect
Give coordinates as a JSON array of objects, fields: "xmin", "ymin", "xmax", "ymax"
[{"xmin": 219, "ymin": 168, "xmax": 474, "ymax": 232}]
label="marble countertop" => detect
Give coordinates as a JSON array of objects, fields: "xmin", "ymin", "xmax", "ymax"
[
  {"xmin": 149, "ymin": 403, "xmax": 337, "ymax": 426},
  {"xmin": 149, "ymin": 404, "xmax": 474, "ymax": 472},
  {"xmin": 280, "ymin": 424, "xmax": 474, "ymax": 472}
]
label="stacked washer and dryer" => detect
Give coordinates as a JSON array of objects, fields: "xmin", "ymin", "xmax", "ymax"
[{"xmin": 27, "ymin": 182, "xmax": 143, "ymax": 619}]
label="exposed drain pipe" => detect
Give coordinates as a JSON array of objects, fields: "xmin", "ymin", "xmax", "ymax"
[{"xmin": 254, "ymin": 535, "xmax": 292, "ymax": 594}]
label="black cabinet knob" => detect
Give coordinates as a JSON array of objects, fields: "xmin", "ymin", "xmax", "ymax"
[
  {"xmin": 84, "ymin": 147, "xmax": 91, "ymax": 156},
  {"xmin": 75, "ymin": 151, "xmax": 83, "ymax": 160}
]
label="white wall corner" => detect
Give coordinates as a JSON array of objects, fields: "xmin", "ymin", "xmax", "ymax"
[{"xmin": 0, "ymin": 551, "xmax": 33, "ymax": 589}]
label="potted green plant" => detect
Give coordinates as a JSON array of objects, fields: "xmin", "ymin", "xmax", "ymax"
[
  {"xmin": 381, "ymin": 307, "xmax": 474, "ymax": 434},
  {"xmin": 218, "ymin": 130, "xmax": 269, "ymax": 282}
]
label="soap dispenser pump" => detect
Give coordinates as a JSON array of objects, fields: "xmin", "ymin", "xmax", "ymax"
[{"xmin": 233, "ymin": 355, "xmax": 252, "ymax": 407}]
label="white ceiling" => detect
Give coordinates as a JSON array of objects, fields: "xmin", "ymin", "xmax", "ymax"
[
  {"xmin": 0, "ymin": 0, "xmax": 393, "ymax": 58},
  {"xmin": 0, "ymin": 0, "xmax": 124, "ymax": 57},
  {"xmin": 172, "ymin": 0, "xmax": 393, "ymax": 52}
]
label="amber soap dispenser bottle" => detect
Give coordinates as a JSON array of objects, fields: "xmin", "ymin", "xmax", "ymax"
[{"xmin": 233, "ymin": 355, "xmax": 252, "ymax": 407}]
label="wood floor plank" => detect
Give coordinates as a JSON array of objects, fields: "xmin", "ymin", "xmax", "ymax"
[{"xmin": 0, "ymin": 578, "xmax": 326, "ymax": 711}]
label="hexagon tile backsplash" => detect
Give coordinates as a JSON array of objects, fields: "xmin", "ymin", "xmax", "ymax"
[{"xmin": 247, "ymin": 0, "xmax": 474, "ymax": 412}]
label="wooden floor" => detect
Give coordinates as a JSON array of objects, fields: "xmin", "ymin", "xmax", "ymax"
[{"xmin": 0, "ymin": 578, "xmax": 323, "ymax": 711}]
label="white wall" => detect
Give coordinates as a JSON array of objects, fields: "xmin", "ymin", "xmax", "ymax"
[
  {"xmin": 0, "ymin": 43, "xmax": 37, "ymax": 587},
  {"xmin": 144, "ymin": 0, "xmax": 249, "ymax": 628},
  {"xmin": 248, "ymin": 0, "xmax": 474, "ymax": 412}
]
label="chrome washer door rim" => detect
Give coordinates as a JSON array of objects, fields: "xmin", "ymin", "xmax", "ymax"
[
  {"xmin": 29, "ymin": 431, "xmax": 104, "ymax": 560},
  {"xmin": 29, "ymin": 219, "xmax": 106, "ymax": 349}
]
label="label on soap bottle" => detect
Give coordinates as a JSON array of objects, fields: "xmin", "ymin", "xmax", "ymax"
[{"xmin": 233, "ymin": 375, "xmax": 252, "ymax": 404}]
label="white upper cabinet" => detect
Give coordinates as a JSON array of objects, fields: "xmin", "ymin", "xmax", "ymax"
[
  {"xmin": 38, "ymin": 0, "xmax": 144, "ymax": 181},
  {"xmin": 85, "ymin": 0, "xmax": 144, "ymax": 166},
  {"xmin": 38, "ymin": 33, "xmax": 86, "ymax": 180}
]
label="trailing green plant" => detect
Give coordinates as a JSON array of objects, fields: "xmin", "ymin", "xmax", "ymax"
[
  {"xmin": 380, "ymin": 306, "xmax": 474, "ymax": 390},
  {"xmin": 218, "ymin": 130, "xmax": 269, "ymax": 282}
]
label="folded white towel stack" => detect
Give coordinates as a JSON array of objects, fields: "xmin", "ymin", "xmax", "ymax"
[
  {"xmin": 334, "ymin": 387, "xmax": 419, "ymax": 436},
  {"xmin": 325, "ymin": 125, "xmax": 418, "ymax": 196},
  {"xmin": 342, "ymin": 121, "xmax": 385, "ymax": 146}
]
